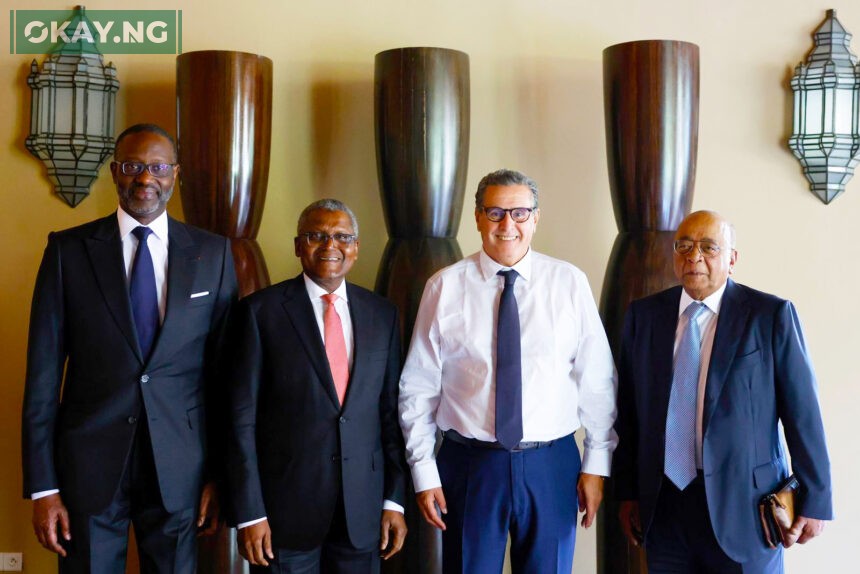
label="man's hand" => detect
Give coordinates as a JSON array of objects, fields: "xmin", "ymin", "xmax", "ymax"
[
  {"xmin": 577, "ymin": 473, "xmax": 605, "ymax": 528},
  {"xmin": 32, "ymin": 493, "xmax": 71, "ymax": 556},
  {"xmin": 416, "ymin": 488, "xmax": 447, "ymax": 530},
  {"xmin": 618, "ymin": 500, "xmax": 643, "ymax": 547},
  {"xmin": 380, "ymin": 510, "xmax": 407, "ymax": 560},
  {"xmin": 787, "ymin": 515, "xmax": 826, "ymax": 546},
  {"xmin": 238, "ymin": 520, "xmax": 274, "ymax": 566},
  {"xmin": 197, "ymin": 481, "xmax": 220, "ymax": 536}
]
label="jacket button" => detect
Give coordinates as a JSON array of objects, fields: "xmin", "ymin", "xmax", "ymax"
[
  {"xmin": 127, "ymin": 416, "xmax": 137, "ymax": 424},
  {"xmin": 140, "ymin": 374, "xmax": 150, "ymax": 383},
  {"xmin": 339, "ymin": 416, "xmax": 347, "ymax": 424},
  {"xmin": 331, "ymin": 455, "xmax": 339, "ymax": 462}
]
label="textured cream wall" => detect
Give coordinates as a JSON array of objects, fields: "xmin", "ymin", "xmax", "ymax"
[{"xmin": 1, "ymin": 1, "xmax": 856, "ymax": 572}]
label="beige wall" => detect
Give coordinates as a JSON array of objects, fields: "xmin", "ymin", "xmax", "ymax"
[{"xmin": 1, "ymin": 0, "xmax": 856, "ymax": 571}]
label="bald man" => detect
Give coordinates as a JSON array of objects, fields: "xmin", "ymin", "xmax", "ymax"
[{"xmin": 612, "ymin": 211, "xmax": 832, "ymax": 573}]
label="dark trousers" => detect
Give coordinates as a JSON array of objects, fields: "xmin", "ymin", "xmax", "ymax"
[
  {"xmin": 59, "ymin": 419, "xmax": 198, "ymax": 574},
  {"xmin": 437, "ymin": 433, "xmax": 581, "ymax": 574},
  {"xmin": 252, "ymin": 494, "xmax": 380, "ymax": 574},
  {"xmin": 646, "ymin": 475, "xmax": 783, "ymax": 574}
]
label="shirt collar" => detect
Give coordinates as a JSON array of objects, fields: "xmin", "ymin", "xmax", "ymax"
[
  {"xmin": 303, "ymin": 273, "xmax": 349, "ymax": 302},
  {"xmin": 679, "ymin": 280, "xmax": 727, "ymax": 318},
  {"xmin": 116, "ymin": 206, "xmax": 169, "ymax": 244},
  {"xmin": 478, "ymin": 248, "xmax": 533, "ymax": 282}
]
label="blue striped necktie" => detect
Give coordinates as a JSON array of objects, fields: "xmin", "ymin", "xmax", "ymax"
[{"xmin": 665, "ymin": 301, "xmax": 708, "ymax": 489}]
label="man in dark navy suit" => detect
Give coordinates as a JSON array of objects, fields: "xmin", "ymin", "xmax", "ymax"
[
  {"xmin": 227, "ymin": 199, "xmax": 407, "ymax": 573},
  {"xmin": 23, "ymin": 123, "xmax": 237, "ymax": 573},
  {"xmin": 613, "ymin": 210, "xmax": 832, "ymax": 573}
]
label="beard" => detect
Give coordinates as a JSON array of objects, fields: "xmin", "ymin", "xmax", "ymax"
[{"xmin": 119, "ymin": 182, "xmax": 174, "ymax": 218}]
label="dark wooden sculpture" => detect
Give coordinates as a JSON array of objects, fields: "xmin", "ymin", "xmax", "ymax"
[
  {"xmin": 176, "ymin": 49, "xmax": 274, "ymax": 574},
  {"xmin": 177, "ymin": 50, "xmax": 273, "ymax": 298},
  {"xmin": 374, "ymin": 46, "xmax": 470, "ymax": 574},
  {"xmin": 599, "ymin": 39, "xmax": 699, "ymax": 574}
]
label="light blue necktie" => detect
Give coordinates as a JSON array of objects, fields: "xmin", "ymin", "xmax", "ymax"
[{"xmin": 665, "ymin": 301, "xmax": 708, "ymax": 490}]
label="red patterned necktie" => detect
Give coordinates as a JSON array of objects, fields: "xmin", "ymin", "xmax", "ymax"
[{"xmin": 322, "ymin": 293, "xmax": 349, "ymax": 405}]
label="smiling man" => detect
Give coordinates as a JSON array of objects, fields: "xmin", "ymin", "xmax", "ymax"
[
  {"xmin": 227, "ymin": 199, "xmax": 408, "ymax": 573},
  {"xmin": 398, "ymin": 169, "xmax": 617, "ymax": 573},
  {"xmin": 613, "ymin": 210, "xmax": 832, "ymax": 573},
  {"xmin": 22, "ymin": 123, "xmax": 237, "ymax": 573}
]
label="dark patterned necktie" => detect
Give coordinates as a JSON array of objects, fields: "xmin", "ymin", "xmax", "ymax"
[{"xmin": 495, "ymin": 269, "xmax": 523, "ymax": 450}]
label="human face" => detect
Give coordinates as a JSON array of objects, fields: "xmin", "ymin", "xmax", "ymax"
[
  {"xmin": 475, "ymin": 184, "xmax": 539, "ymax": 267},
  {"xmin": 110, "ymin": 131, "xmax": 178, "ymax": 225},
  {"xmin": 672, "ymin": 211, "xmax": 737, "ymax": 301},
  {"xmin": 294, "ymin": 209, "xmax": 359, "ymax": 292}
]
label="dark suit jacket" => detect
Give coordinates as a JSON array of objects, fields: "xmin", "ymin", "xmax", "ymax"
[
  {"xmin": 22, "ymin": 214, "xmax": 237, "ymax": 514},
  {"xmin": 226, "ymin": 275, "xmax": 407, "ymax": 551},
  {"xmin": 613, "ymin": 279, "xmax": 832, "ymax": 562}
]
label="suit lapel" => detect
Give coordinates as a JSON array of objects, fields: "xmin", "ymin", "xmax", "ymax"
[
  {"xmin": 85, "ymin": 215, "xmax": 142, "ymax": 362},
  {"xmin": 653, "ymin": 287, "xmax": 682, "ymax": 419},
  {"xmin": 344, "ymin": 284, "xmax": 373, "ymax": 408},
  {"xmin": 703, "ymin": 279, "xmax": 750, "ymax": 434},
  {"xmin": 282, "ymin": 277, "xmax": 341, "ymax": 409},
  {"xmin": 147, "ymin": 219, "xmax": 199, "ymax": 367}
]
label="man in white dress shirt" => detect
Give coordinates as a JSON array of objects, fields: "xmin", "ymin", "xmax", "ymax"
[{"xmin": 398, "ymin": 169, "xmax": 618, "ymax": 573}]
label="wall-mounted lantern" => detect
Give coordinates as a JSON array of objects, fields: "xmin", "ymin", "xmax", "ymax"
[
  {"xmin": 25, "ymin": 6, "xmax": 119, "ymax": 207},
  {"xmin": 789, "ymin": 9, "xmax": 860, "ymax": 204}
]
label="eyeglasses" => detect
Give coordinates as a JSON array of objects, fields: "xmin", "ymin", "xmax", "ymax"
[
  {"xmin": 480, "ymin": 206, "xmax": 536, "ymax": 223},
  {"xmin": 673, "ymin": 239, "xmax": 723, "ymax": 258},
  {"xmin": 114, "ymin": 161, "xmax": 177, "ymax": 177},
  {"xmin": 300, "ymin": 232, "xmax": 357, "ymax": 246}
]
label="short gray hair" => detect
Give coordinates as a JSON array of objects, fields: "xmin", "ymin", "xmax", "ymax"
[
  {"xmin": 296, "ymin": 199, "xmax": 359, "ymax": 237},
  {"xmin": 475, "ymin": 169, "xmax": 539, "ymax": 210}
]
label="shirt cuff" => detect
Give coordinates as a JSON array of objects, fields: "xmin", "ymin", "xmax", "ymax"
[
  {"xmin": 410, "ymin": 459, "xmax": 442, "ymax": 493},
  {"xmin": 32, "ymin": 489, "xmax": 59, "ymax": 500},
  {"xmin": 581, "ymin": 448, "xmax": 612, "ymax": 477},
  {"xmin": 383, "ymin": 500, "xmax": 405, "ymax": 514},
  {"xmin": 237, "ymin": 517, "xmax": 267, "ymax": 529}
]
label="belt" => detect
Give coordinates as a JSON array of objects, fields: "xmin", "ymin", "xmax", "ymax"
[{"xmin": 443, "ymin": 429, "xmax": 554, "ymax": 451}]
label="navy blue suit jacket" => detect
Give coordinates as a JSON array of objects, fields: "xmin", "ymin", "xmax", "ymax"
[
  {"xmin": 226, "ymin": 275, "xmax": 407, "ymax": 550},
  {"xmin": 613, "ymin": 279, "xmax": 832, "ymax": 562}
]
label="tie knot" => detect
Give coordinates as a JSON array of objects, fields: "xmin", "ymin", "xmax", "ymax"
[
  {"xmin": 497, "ymin": 269, "xmax": 518, "ymax": 287},
  {"xmin": 132, "ymin": 226, "xmax": 153, "ymax": 242},
  {"xmin": 684, "ymin": 301, "xmax": 707, "ymax": 321},
  {"xmin": 322, "ymin": 293, "xmax": 338, "ymax": 306}
]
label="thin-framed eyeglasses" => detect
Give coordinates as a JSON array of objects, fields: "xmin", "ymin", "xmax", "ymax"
[
  {"xmin": 300, "ymin": 231, "xmax": 358, "ymax": 246},
  {"xmin": 480, "ymin": 206, "xmax": 536, "ymax": 223},
  {"xmin": 673, "ymin": 239, "xmax": 723, "ymax": 258},
  {"xmin": 114, "ymin": 161, "xmax": 177, "ymax": 177}
]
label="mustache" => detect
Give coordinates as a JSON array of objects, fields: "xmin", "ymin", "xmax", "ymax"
[{"xmin": 130, "ymin": 182, "xmax": 162, "ymax": 194}]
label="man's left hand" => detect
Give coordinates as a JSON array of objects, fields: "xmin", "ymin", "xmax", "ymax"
[
  {"xmin": 577, "ymin": 473, "xmax": 605, "ymax": 528},
  {"xmin": 197, "ymin": 481, "xmax": 220, "ymax": 536},
  {"xmin": 380, "ymin": 510, "xmax": 407, "ymax": 560},
  {"xmin": 788, "ymin": 515, "xmax": 825, "ymax": 546}
]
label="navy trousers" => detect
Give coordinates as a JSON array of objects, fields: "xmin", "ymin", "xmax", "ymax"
[
  {"xmin": 646, "ymin": 475, "xmax": 783, "ymax": 574},
  {"xmin": 437, "ymin": 433, "xmax": 581, "ymax": 574}
]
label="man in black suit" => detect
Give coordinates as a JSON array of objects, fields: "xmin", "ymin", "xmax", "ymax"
[
  {"xmin": 22, "ymin": 123, "xmax": 238, "ymax": 573},
  {"xmin": 227, "ymin": 199, "xmax": 408, "ymax": 573}
]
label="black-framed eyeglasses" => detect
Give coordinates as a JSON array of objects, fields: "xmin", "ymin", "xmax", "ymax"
[
  {"xmin": 114, "ymin": 161, "xmax": 177, "ymax": 177},
  {"xmin": 673, "ymin": 239, "xmax": 722, "ymax": 258},
  {"xmin": 480, "ymin": 206, "xmax": 536, "ymax": 223},
  {"xmin": 300, "ymin": 232, "xmax": 358, "ymax": 246}
]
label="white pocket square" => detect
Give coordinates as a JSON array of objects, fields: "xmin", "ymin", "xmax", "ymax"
[{"xmin": 190, "ymin": 291, "xmax": 210, "ymax": 299}]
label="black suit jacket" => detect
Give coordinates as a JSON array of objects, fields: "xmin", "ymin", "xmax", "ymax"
[
  {"xmin": 227, "ymin": 275, "xmax": 407, "ymax": 550},
  {"xmin": 613, "ymin": 280, "xmax": 832, "ymax": 562},
  {"xmin": 22, "ymin": 214, "xmax": 237, "ymax": 514}
]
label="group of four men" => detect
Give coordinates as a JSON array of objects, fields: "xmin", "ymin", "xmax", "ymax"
[{"xmin": 23, "ymin": 123, "xmax": 831, "ymax": 574}]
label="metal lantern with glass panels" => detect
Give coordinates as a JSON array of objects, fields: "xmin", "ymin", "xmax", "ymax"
[
  {"xmin": 789, "ymin": 9, "xmax": 860, "ymax": 205},
  {"xmin": 25, "ymin": 7, "xmax": 119, "ymax": 207}
]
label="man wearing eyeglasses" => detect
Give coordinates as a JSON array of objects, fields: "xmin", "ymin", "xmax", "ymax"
[
  {"xmin": 22, "ymin": 123, "xmax": 238, "ymax": 572},
  {"xmin": 399, "ymin": 169, "xmax": 617, "ymax": 573},
  {"xmin": 226, "ymin": 199, "xmax": 408, "ymax": 572},
  {"xmin": 612, "ymin": 210, "xmax": 832, "ymax": 573}
]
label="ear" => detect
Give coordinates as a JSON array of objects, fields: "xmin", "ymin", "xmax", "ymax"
[
  {"xmin": 728, "ymin": 249, "xmax": 738, "ymax": 274},
  {"xmin": 294, "ymin": 237, "xmax": 302, "ymax": 257},
  {"xmin": 532, "ymin": 208, "xmax": 540, "ymax": 227},
  {"xmin": 475, "ymin": 208, "xmax": 481, "ymax": 227},
  {"xmin": 109, "ymin": 161, "xmax": 119, "ymax": 183}
]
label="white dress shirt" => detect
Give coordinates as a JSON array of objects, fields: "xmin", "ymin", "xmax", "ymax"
[
  {"xmin": 32, "ymin": 208, "xmax": 170, "ymax": 501},
  {"xmin": 399, "ymin": 249, "xmax": 619, "ymax": 493},
  {"xmin": 237, "ymin": 275, "xmax": 403, "ymax": 529},
  {"xmin": 675, "ymin": 281, "xmax": 727, "ymax": 469}
]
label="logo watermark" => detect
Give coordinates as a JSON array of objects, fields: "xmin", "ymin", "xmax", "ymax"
[{"xmin": 10, "ymin": 9, "xmax": 182, "ymax": 54}]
